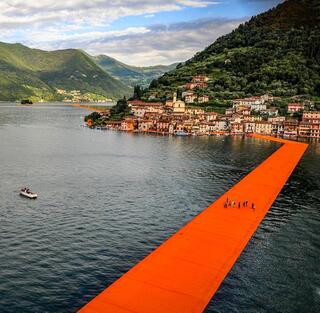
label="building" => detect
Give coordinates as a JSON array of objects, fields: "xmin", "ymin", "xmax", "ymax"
[
  {"xmin": 243, "ymin": 122, "xmax": 255, "ymax": 133},
  {"xmin": 271, "ymin": 122, "xmax": 284, "ymax": 136},
  {"xmin": 192, "ymin": 75, "xmax": 209, "ymax": 83},
  {"xmin": 298, "ymin": 120, "xmax": 320, "ymax": 138},
  {"xmin": 232, "ymin": 96, "xmax": 268, "ymax": 111},
  {"xmin": 138, "ymin": 120, "xmax": 154, "ymax": 132},
  {"xmin": 302, "ymin": 111, "xmax": 320, "ymax": 123},
  {"xmin": 231, "ymin": 122, "xmax": 244, "ymax": 134},
  {"xmin": 198, "ymin": 95, "xmax": 209, "ymax": 103},
  {"xmin": 128, "ymin": 100, "xmax": 164, "ymax": 118},
  {"xmin": 283, "ymin": 119, "xmax": 299, "ymax": 137},
  {"xmin": 287, "ymin": 103, "xmax": 304, "ymax": 113},
  {"xmin": 186, "ymin": 107, "xmax": 205, "ymax": 116},
  {"xmin": 244, "ymin": 115, "xmax": 263, "ymax": 122},
  {"xmin": 225, "ymin": 108, "xmax": 234, "ymax": 116},
  {"xmin": 185, "ymin": 82, "xmax": 207, "ymax": 90},
  {"xmin": 121, "ymin": 119, "xmax": 135, "ymax": 131},
  {"xmin": 184, "ymin": 92, "xmax": 197, "ymax": 104},
  {"xmin": 206, "ymin": 112, "xmax": 218, "ymax": 122},
  {"xmin": 255, "ymin": 121, "xmax": 272, "ymax": 135},
  {"xmin": 268, "ymin": 116, "xmax": 285, "ymax": 122},
  {"xmin": 172, "ymin": 93, "xmax": 186, "ymax": 113}
]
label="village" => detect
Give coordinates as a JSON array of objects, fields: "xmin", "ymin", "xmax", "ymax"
[{"xmin": 87, "ymin": 75, "xmax": 320, "ymax": 139}]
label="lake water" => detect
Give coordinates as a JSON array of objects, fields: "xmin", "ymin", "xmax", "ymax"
[{"xmin": 0, "ymin": 103, "xmax": 319, "ymax": 313}]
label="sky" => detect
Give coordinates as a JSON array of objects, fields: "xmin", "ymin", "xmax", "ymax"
[{"xmin": 1, "ymin": 0, "xmax": 282, "ymax": 66}]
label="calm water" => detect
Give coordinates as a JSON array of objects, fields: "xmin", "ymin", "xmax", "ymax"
[{"xmin": 0, "ymin": 103, "xmax": 319, "ymax": 313}]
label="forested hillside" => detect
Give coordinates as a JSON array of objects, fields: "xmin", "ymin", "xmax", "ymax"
[
  {"xmin": 145, "ymin": 0, "xmax": 320, "ymax": 100},
  {"xmin": 92, "ymin": 55, "xmax": 177, "ymax": 88},
  {"xmin": 0, "ymin": 43, "xmax": 130, "ymax": 101}
]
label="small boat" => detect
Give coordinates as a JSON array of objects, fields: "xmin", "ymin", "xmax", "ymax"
[
  {"xmin": 20, "ymin": 99, "xmax": 33, "ymax": 105},
  {"xmin": 20, "ymin": 187, "xmax": 37, "ymax": 199},
  {"xmin": 175, "ymin": 130, "xmax": 189, "ymax": 136}
]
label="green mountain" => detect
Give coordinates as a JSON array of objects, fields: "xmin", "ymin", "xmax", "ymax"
[
  {"xmin": 145, "ymin": 0, "xmax": 320, "ymax": 101},
  {"xmin": 92, "ymin": 54, "xmax": 177, "ymax": 88},
  {"xmin": 0, "ymin": 42, "xmax": 131, "ymax": 101}
]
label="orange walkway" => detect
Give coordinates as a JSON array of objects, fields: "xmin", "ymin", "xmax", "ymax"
[{"xmin": 79, "ymin": 134, "xmax": 308, "ymax": 313}]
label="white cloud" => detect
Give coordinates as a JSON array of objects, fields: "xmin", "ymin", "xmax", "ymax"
[
  {"xmin": 0, "ymin": 1, "xmax": 246, "ymax": 66},
  {"xmin": 0, "ymin": 1, "xmax": 215, "ymax": 28},
  {"xmin": 23, "ymin": 18, "xmax": 245, "ymax": 66}
]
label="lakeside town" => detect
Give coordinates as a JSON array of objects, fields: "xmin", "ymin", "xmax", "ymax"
[{"xmin": 85, "ymin": 75, "xmax": 320, "ymax": 139}]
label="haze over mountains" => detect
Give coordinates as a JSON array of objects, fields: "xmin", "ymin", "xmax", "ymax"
[{"xmin": 0, "ymin": 42, "xmax": 176, "ymax": 102}]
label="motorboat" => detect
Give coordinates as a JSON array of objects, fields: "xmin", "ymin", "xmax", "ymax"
[
  {"xmin": 20, "ymin": 188, "xmax": 37, "ymax": 199},
  {"xmin": 175, "ymin": 130, "xmax": 189, "ymax": 136}
]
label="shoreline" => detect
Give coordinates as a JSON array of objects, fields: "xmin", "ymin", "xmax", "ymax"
[{"xmin": 84, "ymin": 126, "xmax": 315, "ymax": 142}]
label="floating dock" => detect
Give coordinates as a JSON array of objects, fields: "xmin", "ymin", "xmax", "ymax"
[{"xmin": 79, "ymin": 134, "xmax": 308, "ymax": 313}]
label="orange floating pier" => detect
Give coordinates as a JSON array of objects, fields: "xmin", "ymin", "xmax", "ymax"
[{"xmin": 79, "ymin": 134, "xmax": 308, "ymax": 313}]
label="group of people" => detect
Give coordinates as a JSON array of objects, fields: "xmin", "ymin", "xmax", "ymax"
[
  {"xmin": 21, "ymin": 187, "xmax": 31, "ymax": 194},
  {"xmin": 224, "ymin": 197, "xmax": 256, "ymax": 210}
]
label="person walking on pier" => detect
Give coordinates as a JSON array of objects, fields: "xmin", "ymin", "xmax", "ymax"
[
  {"xmin": 252, "ymin": 203, "xmax": 256, "ymax": 210},
  {"xmin": 238, "ymin": 202, "xmax": 241, "ymax": 208}
]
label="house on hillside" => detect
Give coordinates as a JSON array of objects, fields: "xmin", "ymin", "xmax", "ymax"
[{"xmin": 287, "ymin": 103, "xmax": 304, "ymax": 113}]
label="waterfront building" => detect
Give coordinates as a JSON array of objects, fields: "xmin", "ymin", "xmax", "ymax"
[
  {"xmin": 255, "ymin": 121, "xmax": 272, "ymax": 135},
  {"xmin": 121, "ymin": 119, "xmax": 135, "ymax": 131},
  {"xmin": 271, "ymin": 122, "xmax": 284, "ymax": 136},
  {"xmin": 105, "ymin": 121, "xmax": 122, "ymax": 130},
  {"xmin": 243, "ymin": 121, "xmax": 256, "ymax": 133},
  {"xmin": 231, "ymin": 122, "xmax": 244, "ymax": 134},
  {"xmin": 298, "ymin": 121, "xmax": 320, "ymax": 138},
  {"xmin": 216, "ymin": 119, "xmax": 229, "ymax": 131},
  {"xmin": 138, "ymin": 120, "xmax": 154, "ymax": 132},
  {"xmin": 283, "ymin": 119, "xmax": 299, "ymax": 136},
  {"xmin": 199, "ymin": 122, "xmax": 209, "ymax": 134},
  {"xmin": 310, "ymin": 123, "xmax": 320, "ymax": 138}
]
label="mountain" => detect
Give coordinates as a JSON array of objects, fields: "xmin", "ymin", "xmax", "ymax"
[
  {"xmin": 92, "ymin": 54, "xmax": 177, "ymax": 88},
  {"xmin": 144, "ymin": 0, "xmax": 320, "ymax": 101},
  {"xmin": 0, "ymin": 42, "xmax": 131, "ymax": 101}
]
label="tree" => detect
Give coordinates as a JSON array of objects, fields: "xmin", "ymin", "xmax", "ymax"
[
  {"xmin": 132, "ymin": 85, "xmax": 144, "ymax": 100},
  {"xmin": 109, "ymin": 97, "xmax": 132, "ymax": 120}
]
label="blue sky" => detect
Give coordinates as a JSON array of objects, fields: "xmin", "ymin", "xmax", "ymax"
[{"xmin": 0, "ymin": 0, "xmax": 282, "ymax": 66}]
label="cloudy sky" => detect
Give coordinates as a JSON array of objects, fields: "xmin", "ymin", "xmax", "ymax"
[{"xmin": 1, "ymin": 0, "xmax": 281, "ymax": 66}]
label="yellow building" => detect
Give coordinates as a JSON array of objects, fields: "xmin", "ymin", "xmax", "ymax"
[{"xmin": 172, "ymin": 93, "xmax": 186, "ymax": 113}]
